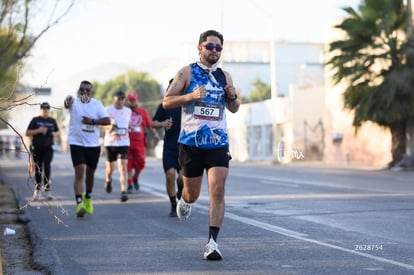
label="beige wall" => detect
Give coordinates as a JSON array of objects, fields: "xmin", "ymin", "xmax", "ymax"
[
  {"xmin": 290, "ymin": 84, "xmax": 325, "ymax": 160},
  {"xmin": 322, "ymin": 82, "xmax": 392, "ymax": 168}
]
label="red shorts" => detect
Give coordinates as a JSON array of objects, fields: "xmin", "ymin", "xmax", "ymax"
[{"xmin": 127, "ymin": 147, "xmax": 146, "ymax": 172}]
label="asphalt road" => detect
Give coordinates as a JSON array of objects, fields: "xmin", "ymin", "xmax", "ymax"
[{"xmin": 1, "ymin": 152, "xmax": 414, "ymax": 274}]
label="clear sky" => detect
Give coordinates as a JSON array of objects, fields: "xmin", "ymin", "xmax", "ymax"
[{"xmin": 23, "ymin": 0, "xmax": 360, "ymax": 86}]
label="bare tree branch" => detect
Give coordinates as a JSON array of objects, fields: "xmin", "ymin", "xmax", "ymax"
[{"xmin": 0, "ymin": 0, "xmax": 76, "ymax": 79}]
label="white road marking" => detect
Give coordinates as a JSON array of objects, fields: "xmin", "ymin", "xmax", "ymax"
[{"xmin": 224, "ymin": 211, "xmax": 414, "ymax": 271}]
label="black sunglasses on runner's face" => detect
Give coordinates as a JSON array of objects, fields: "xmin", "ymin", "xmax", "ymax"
[
  {"xmin": 79, "ymin": 87, "xmax": 91, "ymax": 92},
  {"xmin": 203, "ymin": 43, "xmax": 222, "ymax": 52}
]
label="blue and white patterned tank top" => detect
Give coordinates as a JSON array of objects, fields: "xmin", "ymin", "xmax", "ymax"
[{"xmin": 178, "ymin": 63, "xmax": 228, "ymax": 149}]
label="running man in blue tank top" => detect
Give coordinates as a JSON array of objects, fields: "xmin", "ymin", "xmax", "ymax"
[{"xmin": 163, "ymin": 30, "xmax": 240, "ymax": 261}]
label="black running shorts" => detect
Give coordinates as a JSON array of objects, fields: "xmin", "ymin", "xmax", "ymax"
[
  {"xmin": 70, "ymin": 145, "xmax": 101, "ymax": 169},
  {"xmin": 178, "ymin": 144, "xmax": 230, "ymax": 178},
  {"xmin": 105, "ymin": 146, "xmax": 129, "ymax": 162}
]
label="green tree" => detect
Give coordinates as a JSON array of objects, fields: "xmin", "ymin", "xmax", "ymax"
[
  {"xmin": 327, "ymin": 0, "xmax": 414, "ymax": 167},
  {"xmin": 0, "ymin": 0, "xmax": 74, "ymax": 129},
  {"xmin": 0, "ymin": 0, "xmax": 74, "ymax": 86},
  {"xmin": 245, "ymin": 78, "xmax": 271, "ymax": 103},
  {"xmin": 93, "ymin": 70, "xmax": 162, "ymax": 116}
]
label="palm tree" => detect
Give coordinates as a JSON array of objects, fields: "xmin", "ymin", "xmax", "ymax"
[{"xmin": 327, "ymin": 0, "xmax": 414, "ymax": 167}]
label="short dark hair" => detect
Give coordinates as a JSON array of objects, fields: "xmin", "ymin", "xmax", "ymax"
[
  {"xmin": 199, "ymin": 30, "xmax": 223, "ymax": 45},
  {"xmin": 114, "ymin": 90, "xmax": 125, "ymax": 98},
  {"xmin": 40, "ymin": 102, "xmax": 50, "ymax": 109},
  {"xmin": 80, "ymin": 80, "xmax": 93, "ymax": 88}
]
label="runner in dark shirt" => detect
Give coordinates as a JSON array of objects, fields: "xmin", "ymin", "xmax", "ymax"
[{"xmin": 26, "ymin": 102, "xmax": 60, "ymax": 200}]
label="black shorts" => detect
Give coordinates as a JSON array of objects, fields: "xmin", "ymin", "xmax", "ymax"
[
  {"xmin": 178, "ymin": 144, "xmax": 230, "ymax": 178},
  {"xmin": 70, "ymin": 145, "xmax": 101, "ymax": 169},
  {"xmin": 105, "ymin": 146, "xmax": 129, "ymax": 162}
]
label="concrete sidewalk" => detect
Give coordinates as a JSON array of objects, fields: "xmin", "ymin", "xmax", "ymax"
[{"xmin": 0, "ymin": 179, "xmax": 42, "ymax": 274}]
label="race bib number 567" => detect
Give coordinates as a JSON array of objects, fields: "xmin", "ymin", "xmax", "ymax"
[{"xmin": 194, "ymin": 102, "xmax": 223, "ymax": 121}]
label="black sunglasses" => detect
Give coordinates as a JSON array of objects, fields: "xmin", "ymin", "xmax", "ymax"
[
  {"xmin": 79, "ymin": 87, "xmax": 91, "ymax": 92},
  {"xmin": 203, "ymin": 43, "xmax": 223, "ymax": 52}
]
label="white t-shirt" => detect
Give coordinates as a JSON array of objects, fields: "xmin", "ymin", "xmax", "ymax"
[
  {"xmin": 103, "ymin": 105, "xmax": 131, "ymax": 147},
  {"xmin": 67, "ymin": 98, "xmax": 108, "ymax": 147}
]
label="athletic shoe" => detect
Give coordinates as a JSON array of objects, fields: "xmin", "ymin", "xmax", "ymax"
[
  {"xmin": 133, "ymin": 179, "xmax": 140, "ymax": 190},
  {"xmin": 203, "ymin": 238, "xmax": 223, "ymax": 261},
  {"xmin": 127, "ymin": 185, "xmax": 133, "ymax": 194},
  {"xmin": 82, "ymin": 193, "xmax": 94, "ymax": 214},
  {"xmin": 120, "ymin": 192, "xmax": 128, "ymax": 202},
  {"xmin": 76, "ymin": 202, "xmax": 87, "ymax": 218},
  {"xmin": 44, "ymin": 190, "xmax": 53, "ymax": 200},
  {"xmin": 104, "ymin": 181, "xmax": 112, "ymax": 193},
  {"xmin": 176, "ymin": 198, "xmax": 191, "ymax": 220}
]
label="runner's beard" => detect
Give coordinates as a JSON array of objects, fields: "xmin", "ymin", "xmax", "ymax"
[
  {"xmin": 80, "ymin": 94, "xmax": 91, "ymax": 103},
  {"xmin": 205, "ymin": 54, "xmax": 219, "ymax": 66}
]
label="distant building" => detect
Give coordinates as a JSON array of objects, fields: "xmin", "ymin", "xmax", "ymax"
[
  {"xmin": 209, "ymin": 39, "xmax": 390, "ymax": 167},
  {"xmin": 176, "ymin": 40, "xmax": 325, "ymax": 97}
]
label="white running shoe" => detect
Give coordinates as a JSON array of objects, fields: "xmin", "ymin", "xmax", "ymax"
[
  {"xmin": 176, "ymin": 198, "xmax": 191, "ymax": 220},
  {"xmin": 44, "ymin": 190, "xmax": 53, "ymax": 200},
  {"xmin": 203, "ymin": 238, "xmax": 222, "ymax": 260}
]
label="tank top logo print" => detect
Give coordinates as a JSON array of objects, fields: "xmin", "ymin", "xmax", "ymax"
[{"xmin": 195, "ymin": 125, "xmax": 227, "ymax": 148}]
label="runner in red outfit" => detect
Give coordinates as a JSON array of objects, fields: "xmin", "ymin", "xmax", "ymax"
[{"xmin": 126, "ymin": 91, "xmax": 159, "ymax": 193}]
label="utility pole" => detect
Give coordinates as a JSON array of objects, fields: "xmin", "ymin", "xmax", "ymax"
[
  {"xmin": 270, "ymin": 26, "xmax": 277, "ymax": 99},
  {"xmin": 406, "ymin": 0, "xmax": 414, "ymax": 156}
]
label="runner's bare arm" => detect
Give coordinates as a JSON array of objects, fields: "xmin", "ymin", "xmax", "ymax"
[
  {"xmin": 224, "ymin": 71, "xmax": 240, "ymax": 113},
  {"xmin": 163, "ymin": 66, "xmax": 202, "ymax": 109}
]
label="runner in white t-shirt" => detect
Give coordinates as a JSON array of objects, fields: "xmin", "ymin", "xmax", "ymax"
[
  {"xmin": 64, "ymin": 80, "xmax": 111, "ymax": 218},
  {"xmin": 102, "ymin": 91, "xmax": 131, "ymax": 202}
]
